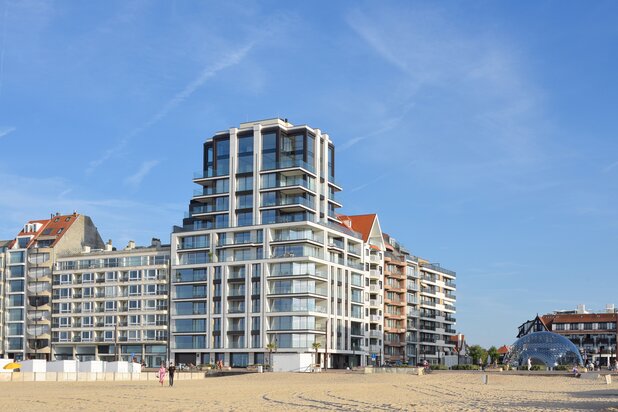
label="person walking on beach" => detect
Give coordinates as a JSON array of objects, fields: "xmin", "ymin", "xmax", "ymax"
[
  {"xmin": 527, "ymin": 358, "xmax": 532, "ymax": 371},
  {"xmin": 168, "ymin": 362, "xmax": 176, "ymax": 387},
  {"xmin": 158, "ymin": 363, "xmax": 167, "ymax": 386}
]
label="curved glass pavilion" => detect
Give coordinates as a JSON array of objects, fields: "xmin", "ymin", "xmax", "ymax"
[{"xmin": 508, "ymin": 331, "xmax": 583, "ymax": 368}]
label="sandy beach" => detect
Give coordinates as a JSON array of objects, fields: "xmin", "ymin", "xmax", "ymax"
[{"xmin": 1, "ymin": 371, "xmax": 617, "ymax": 411}]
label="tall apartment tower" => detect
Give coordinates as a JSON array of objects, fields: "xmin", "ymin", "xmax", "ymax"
[
  {"xmin": 171, "ymin": 118, "xmax": 369, "ymax": 369},
  {"xmin": 2, "ymin": 213, "xmax": 104, "ymax": 360},
  {"xmin": 51, "ymin": 239, "xmax": 170, "ymax": 366}
]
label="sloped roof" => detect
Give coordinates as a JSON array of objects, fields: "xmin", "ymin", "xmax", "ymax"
[
  {"xmin": 11, "ymin": 213, "xmax": 80, "ymax": 248},
  {"xmin": 542, "ymin": 313, "xmax": 618, "ymax": 324},
  {"xmin": 340, "ymin": 214, "xmax": 377, "ymax": 242},
  {"xmin": 497, "ymin": 345, "xmax": 509, "ymax": 354}
]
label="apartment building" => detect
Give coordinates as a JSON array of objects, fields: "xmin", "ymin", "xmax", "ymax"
[
  {"xmin": 417, "ymin": 259, "xmax": 457, "ymax": 364},
  {"xmin": 2, "ymin": 213, "xmax": 103, "ymax": 361},
  {"xmin": 337, "ymin": 214, "xmax": 386, "ymax": 365},
  {"xmin": 338, "ymin": 216, "xmax": 457, "ymax": 366},
  {"xmin": 51, "ymin": 239, "xmax": 170, "ymax": 366},
  {"xmin": 0, "ymin": 240, "xmax": 10, "ymax": 357},
  {"xmin": 170, "ymin": 118, "xmax": 369, "ymax": 369}
]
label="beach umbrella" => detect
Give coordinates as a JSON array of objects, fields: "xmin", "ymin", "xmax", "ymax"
[
  {"xmin": 487, "ymin": 355, "xmax": 492, "ymax": 365},
  {"xmin": 3, "ymin": 362, "xmax": 21, "ymax": 370}
]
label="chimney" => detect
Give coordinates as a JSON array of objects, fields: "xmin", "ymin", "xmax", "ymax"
[
  {"xmin": 126, "ymin": 240, "xmax": 136, "ymax": 250},
  {"xmin": 83, "ymin": 245, "xmax": 91, "ymax": 253},
  {"xmin": 105, "ymin": 239, "xmax": 113, "ymax": 252},
  {"xmin": 151, "ymin": 238, "xmax": 161, "ymax": 248}
]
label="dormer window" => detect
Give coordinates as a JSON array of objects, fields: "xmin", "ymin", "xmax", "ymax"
[
  {"xmin": 65, "ymin": 217, "xmax": 71, "ymax": 222},
  {"xmin": 57, "ymin": 228, "xmax": 64, "ymax": 234},
  {"xmin": 54, "ymin": 218, "xmax": 60, "ymax": 222}
]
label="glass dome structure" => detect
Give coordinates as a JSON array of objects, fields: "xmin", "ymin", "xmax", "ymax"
[{"xmin": 508, "ymin": 331, "xmax": 583, "ymax": 368}]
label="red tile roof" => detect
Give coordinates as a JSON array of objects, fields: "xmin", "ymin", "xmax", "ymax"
[
  {"xmin": 11, "ymin": 213, "xmax": 80, "ymax": 248},
  {"xmin": 338, "ymin": 214, "xmax": 377, "ymax": 242},
  {"xmin": 542, "ymin": 313, "xmax": 618, "ymax": 324},
  {"xmin": 497, "ymin": 345, "xmax": 509, "ymax": 354}
]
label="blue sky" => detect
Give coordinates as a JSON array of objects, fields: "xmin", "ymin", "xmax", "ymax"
[{"xmin": 1, "ymin": 0, "xmax": 617, "ymax": 348}]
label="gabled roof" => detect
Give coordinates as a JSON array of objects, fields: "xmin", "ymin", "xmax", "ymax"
[
  {"xmin": 338, "ymin": 214, "xmax": 377, "ymax": 242},
  {"xmin": 10, "ymin": 213, "xmax": 80, "ymax": 249},
  {"xmin": 497, "ymin": 345, "xmax": 510, "ymax": 354}
]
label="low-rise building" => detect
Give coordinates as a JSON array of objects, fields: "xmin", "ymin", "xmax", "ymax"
[{"xmin": 541, "ymin": 304, "xmax": 618, "ymax": 366}]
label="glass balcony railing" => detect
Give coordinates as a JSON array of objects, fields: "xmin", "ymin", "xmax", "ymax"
[
  {"xmin": 261, "ymin": 177, "xmax": 316, "ymax": 192},
  {"xmin": 262, "ymin": 159, "xmax": 315, "ymax": 174},
  {"xmin": 262, "ymin": 197, "xmax": 315, "ymax": 209},
  {"xmin": 193, "ymin": 168, "xmax": 229, "ymax": 179}
]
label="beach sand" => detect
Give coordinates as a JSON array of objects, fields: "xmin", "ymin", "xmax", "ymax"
[{"xmin": 1, "ymin": 371, "xmax": 617, "ymax": 411}]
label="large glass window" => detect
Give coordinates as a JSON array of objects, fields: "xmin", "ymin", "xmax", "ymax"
[
  {"xmin": 215, "ymin": 138, "xmax": 230, "ymax": 175},
  {"xmin": 261, "ymin": 132, "xmax": 277, "ymax": 170},
  {"xmin": 237, "ymin": 176, "xmax": 253, "ymax": 191},
  {"xmin": 174, "ymin": 319, "xmax": 207, "ymax": 333},
  {"xmin": 237, "ymin": 212, "xmax": 253, "ymax": 227},
  {"xmin": 237, "ymin": 194, "xmax": 253, "ymax": 209},
  {"xmin": 174, "ymin": 335, "xmax": 206, "ymax": 349},
  {"xmin": 237, "ymin": 134, "xmax": 254, "ymax": 173}
]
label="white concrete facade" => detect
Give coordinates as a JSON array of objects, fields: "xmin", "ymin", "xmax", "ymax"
[
  {"xmin": 51, "ymin": 240, "xmax": 169, "ymax": 367},
  {"xmin": 171, "ymin": 119, "xmax": 369, "ymax": 369}
]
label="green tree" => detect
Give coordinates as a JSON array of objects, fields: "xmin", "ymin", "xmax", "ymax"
[
  {"xmin": 487, "ymin": 346, "xmax": 499, "ymax": 364},
  {"xmin": 312, "ymin": 341, "xmax": 321, "ymax": 366},
  {"xmin": 266, "ymin": 342, "xmax": 277, "ymax": 371},
  {"xmin": 468, "ymin": 345, "xmax": 488, "ymax": 364}
]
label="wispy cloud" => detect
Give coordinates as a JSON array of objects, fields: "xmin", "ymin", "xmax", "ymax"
[
  {"xmin": 124, "ymin": 160, "xmax": 159, "ymax": 187},
  {"xmin": 339, "ymin": 102, "xmax": 415, "ymax": 151},
  {"xmin": 603, "ymin": 160, "xmax": 618, "ymax": 173},
  {"xmin": 345, "ymin": 6, "xmax": 544, "ymax": 167},
  {"xmin": 87, "ymin": 41, "xmax": 255, "ymax": 174},
  {"xmin": 0, "ymin": 126, "xmax": 16, "ymax": 139},
  {"xmin": 0, "ymin": 171, "xmax": 183, "ymax": 244}
]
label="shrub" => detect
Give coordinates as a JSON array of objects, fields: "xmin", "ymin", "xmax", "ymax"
[
  {"xmin": 554, "ymin": 365, "xmax": 569, "ymax": 371},
  {"xmin": 451, "ymin": 364, "xmax": 480, "ymax": 370},
  {"xmin": 430, "ymin": 364, "xmax": 448, "ymax": 370}
]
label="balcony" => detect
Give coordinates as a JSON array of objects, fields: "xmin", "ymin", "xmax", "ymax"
[
  {"xmin": 369, "ymin": 299, "xmax": 380, "ymax": 307},
  {"xmin": 369, "ymin": 344, "xmax": 382, "ymax": 353},
  {"xmin": 369, "ymin": 270, "xmax": 381, "ymax": 280},
  {"xmin": 261, "ymin": 159, "xmax": 315, "ymax": 174},
  {"xmin": 261, "ymin": 176, "xmax": 316, "ymax": 192},
  {"xmin": 193, "ymin": 168, "xmax": 229, "ymax": 180},
  {"xmin": 370, "ymin": 315, "xmax": 382, "ymax": 323},
  {"xmin": 193, "ymin": 186, "xmax": 228, "ymax": 198},
  {"xmin": 261, "ymin": 196, "xmax": 315, "ymax": 210},
  {"xmin": 369, "ymin": 330, "xmax": 382, "ymax": 338},
  {"xmin": 27, "ymin": 282, "xmax": 51, "ymax": 294}
]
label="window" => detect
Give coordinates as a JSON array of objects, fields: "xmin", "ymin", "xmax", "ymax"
[
  {"xmin": 262, "ymin": 132, "xmax": 277, "ymax": 170},
  {"xmin": 237, "ymin": 176, "xmax": 253, "ymax": 191},
  {"xmin": 237, "ymin": 194, "xmax": 253, "ymax": 209},
  {"xmin": 83, "ymin": 316, "xmax": 93, "ymax": 327},
  {"xmin": 145, "ymin": 284, "xmax": 156, "ymax": 295},
  {"xmin": 129, "ymin": 300, "xmax": 141, "ymax": 311},
  {"xmin": 237, "ymin": 134, "xmax": 254, "ymax": 173},
  {"xmin": 81, "ymin": 331, "xmax": 92, "ymax": 342},
  {"xmin": 57, "ymin": 228, "xmax": 64, "ymax": 234},
  {"xmin": 105, "ymin": 316, "xmax": 116, "ymax": 326},
  {"xmin": 105, "ymin": 301, "xmax": 117, "ymax": 312},
  {"xmin": 129, "ymin": 285, "xmax": 141, "ymax": 296},
  {"xmin": 42, "ymin": 228, "xmax": 53, "ymax": 235},
  {"xmin": 129, "ymin": 270, "xmax": 141, "ymax": 281},
  {"xmin": 237, "ymin": 212, "xmax": 253, "ymax": 227},
  {"xmin": 82, "ymin": 301, "xmax": 93, "ymax": 312},
  {"xmin": 104, "ymin": 331, "xmax": 114, "ymax": 341}
]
